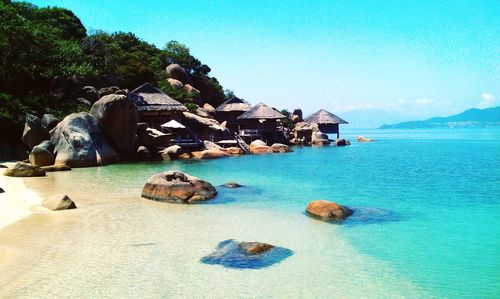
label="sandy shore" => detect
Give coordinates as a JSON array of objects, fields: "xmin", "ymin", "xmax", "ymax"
[{"xmin": 0, "ymin": 164, "xmax": 47, "ymax": 230}]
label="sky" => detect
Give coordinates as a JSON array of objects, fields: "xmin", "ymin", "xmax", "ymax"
[{"xmin": 29, "ymin": 0, "xmax": 500, "ymax": 118}]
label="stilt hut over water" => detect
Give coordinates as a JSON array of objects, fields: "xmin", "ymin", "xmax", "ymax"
[
  {"xmin": 237, "ymin": 102, "xmax": 286, "ymax": 144},
  {"xmin": 305, "ymin": 109, "xmax": 348, "ymax": 138},
  {"xmin": 215, "ymin": 97, "xmax": 251, "ymax": 132},
  {"xmin": 128, "ymin": 83, "xmax": 187, "ymax": 129}
]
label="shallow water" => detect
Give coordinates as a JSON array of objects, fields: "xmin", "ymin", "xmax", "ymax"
[{"xmin": 1, "ymin": 128, "xmax": 499, "ymax": 298}]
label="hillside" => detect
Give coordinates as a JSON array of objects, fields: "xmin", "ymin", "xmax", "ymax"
[{"xmin": 379, "ymin": 106, "xmax": 500, "ymax": 129}]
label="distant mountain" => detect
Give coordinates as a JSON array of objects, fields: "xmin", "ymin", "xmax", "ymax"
[
  {"xmin": 379, "ymin": 106, "xmax": 500, "ymax": 129},
  {"xmin": 339, "ymin": 109, "xmax": 416, "ymax": 128}
]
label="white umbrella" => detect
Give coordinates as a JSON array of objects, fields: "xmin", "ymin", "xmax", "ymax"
[{"xmin": 161, "ymin": 120, "xmax": 186, "ymax": 129}]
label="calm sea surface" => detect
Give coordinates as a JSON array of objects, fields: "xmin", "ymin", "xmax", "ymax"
[{"xmin": 1, "ymin": 128, "xmax": 499, "ymax": 298}]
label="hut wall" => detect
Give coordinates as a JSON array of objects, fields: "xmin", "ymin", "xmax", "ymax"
[
  {"xmin": 318, "ymin": 123, "xmax": 339, "ymax": 134},
  {"xmin": 139, "ymin": 111, "xmax": 182, "ymax": 130},
  {"xmin": 216, "ymin": 111, "xmax": 244, "ymax": 132}
]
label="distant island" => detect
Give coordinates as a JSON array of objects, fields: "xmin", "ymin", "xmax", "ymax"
[{"xmin": 379, "ymin": 106, "xmax": 500, "ymax": 129}]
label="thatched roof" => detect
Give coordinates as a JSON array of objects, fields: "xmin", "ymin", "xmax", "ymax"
[
  {"xmin": 237, "ymin": 102, "xmax": 286, "ymax": 120},
  {"xmin": 305, "ymin": 109, "xmax": 348, "ymax": 124},
  {"xmin": 215, "ymin": 97, "xmax": 251, "ymax": 112},
  {"xmin": 128, "ymin": 83, "xmax": 187, "ymax": 112}
]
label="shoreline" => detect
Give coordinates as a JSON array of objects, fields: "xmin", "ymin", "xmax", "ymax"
[{"xmin": 0, "ymin": 165, "xmax": 47, "ymax": 230}]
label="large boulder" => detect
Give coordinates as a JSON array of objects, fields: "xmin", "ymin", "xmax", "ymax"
[
  {"xmin": 271, "ymin": 143, "xmax": 292, "ymax": 153},
  {"xmin": 312, "ymin": 132, "xmax": 330, "ymax": 146},
  {"xmin": 76, "ymin": 86, "xmax": 99, "ymax": 104},
  {"xmin": 41, "ymin": 114, "xmax": 60, "ymax": 131},
  {"xmin": 335, "ymin": 138, "xmax": 351, "ymax": 146},
  {"xmin": 141, "ymin": 171, "xmax": 217, "ymax": 203},
  {"xmin": 165, "ymin": 64, "xmax": 191, "ymax": 84},
  {"xmin": 50, "ymin": 112, "xmax": 117, "ymax": 167},
  {"xmin": 249, "ymin": 139, "xmax": 267, "ymax": 148},
  {"xmin": 191, "ymin": 149, "xmax": 231, "ymax": 160},
  {"xmin": 249, "ymin": 141, "xmax": 272, "ymax": 154},
  {"xmin": 89, "ymin": 94, "xmax": 138, "ymax": 158},
  {"xmin": 3, "ymin": 162, "xmax": 45, "ymax": 177},
  {"xmin": 306, "ymin": 200, "xmax": 353, "ymax": 221},
  {"xmin": 22, "ymin": 114, "xmax": 49, "ymax": 149},
  {"xmin": 29, "ymin": 140, "xmax": 55, "ymax": 166},
  {"xmin": 167, "ymin": 78, "xmax": 184, "ymax": 90},
  {"xmin": 42, "ymin": 194, "xmax": 76, "ymax": 211},
  {"xmin": 159, "ymin": 145, "xmax": 183, "ymax": 161}
]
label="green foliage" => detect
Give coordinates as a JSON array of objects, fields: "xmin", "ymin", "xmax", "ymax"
[
  {"xmin": 184, "ymin": 102, "xmax": 198, "ymax": 112},
  {"xmin": 224, "ymin": 89, "xmax": 236, "ymax": 100},
  {"xmin": 280, "ymin": 109, "xmax": 293, "ymax": 129}
]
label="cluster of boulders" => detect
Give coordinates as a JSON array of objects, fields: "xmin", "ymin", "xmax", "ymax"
[
  {"xmin": 248, "ymin": 140, "xmax": 292, "ymax": 154},
  {"xmin": 166, "ymin": 63, "xmax": 201, "ymax": 102}
]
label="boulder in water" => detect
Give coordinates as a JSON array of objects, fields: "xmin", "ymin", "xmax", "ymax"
[
  {"xmin": 306, "ymin": 200, "xmax": 353, "ymax": 221},
  {"xmin": 335, "ymin": 138, "xmax": 351, "ymax": 146},
  {"xmin": 191, "ymin": 149, "xmax": 231, "ymax": 160},
  {"xmin": 357, "ymin": 136, "xmax": 374, "ymax": 142},
  {"xmin": 221, "ymin": 182, "xmax": 243, "ymax": 188},
  {"xmin": 142, "ymin": 171, "xmax": 217, "ymax": 203},
  {"xmin": 42, "ymin": 194, "xmax": 76, "ymax": 211},
  {"xmin": 29, "ymin": 140, "xmax": 55, "ymax": 166},
  {"xmin": 3, "ymin": 162, "xmax": 45, "ymax": 177},
  {"xmin": 271, "ymin": 143, "xmax": 292, "ymax": 153}
]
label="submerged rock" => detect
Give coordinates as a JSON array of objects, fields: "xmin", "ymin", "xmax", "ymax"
[
  {"xmin": 3, "ymin": 162, "xmax": 46, "ymax": 177},
  {"xmin": 306, "ymin": 200, "xmax": 353, "ymax": 221},
  {"xmin": 201, "ymin": 239, "xmax": 293, "ymax": 269},
  {"xmin": 335, "ymin": 138, "xmax": 351, "ymax": 146},
  {"xmin": 42, "ymin": 194, "xmax": 77, "ymax": 211},
  {"xmin": 221, "ymin": 182, "xmax": 243, "ymax": 188},
  {"xmin": 141, "ymin": 171, "xmax": 217, "ymax": 203},
  {"xmin": 357, "ymin": 136, "xmax": 374, "ymax": 142}
]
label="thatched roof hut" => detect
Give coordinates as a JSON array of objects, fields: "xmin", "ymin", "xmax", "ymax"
[
  {"xmin": 215, "ymin": 97, "xmax": 251, "ymax": 112},
  {"xmin": 305, "ymin": 109, "xmax": 348, "ymax": 125},
  {"xmin": 129, "ymin": 83, "xmax": 187, "ymax": 112},
  {"xmin": 304, "ymin": 109, "xmax": 348, "ymax": 138},
  {"xmin": 237, "ymin": 102, "xmax": 286, "ymax": 120}
]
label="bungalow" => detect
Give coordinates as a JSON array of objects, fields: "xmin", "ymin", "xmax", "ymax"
[
  {"xmin": 236, "ymin": 102, "xmax": 286, "ymax": 144},
  {"xmin": 128, "ymin": 83, "xmax": 187, "ymax": 129},
  {"xmin": 304, "ymin": 109, "xmax": 348, "ymax": 139},
  {"xmin": 215, "ymin": 97, "xmax": 251, "ymax": 132}
]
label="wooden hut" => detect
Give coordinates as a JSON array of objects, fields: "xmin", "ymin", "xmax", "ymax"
[
  {"xmin": 236, "ymin": 102, "xmax": 286, "ymax": 144},
  {"xmin": 215, "ymin": 97, "xmax": 251, "ymax": 132},
  {"xmin": 128, "ymin": 83, "xmax": 187, "ymax": 129},
  {"xmin": 304, "ymin": 109, "xmax": 348, "ymax": 138}
]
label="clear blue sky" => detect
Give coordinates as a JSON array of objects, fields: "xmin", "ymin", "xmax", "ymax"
[{"xmin": 29, "ymin": 0, "xmax": 500, "ymax": 117}]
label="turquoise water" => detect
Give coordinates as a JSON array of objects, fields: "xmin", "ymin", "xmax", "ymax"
[{"xmin": 1, "ymin": 128, "xmax": 499, "ymax": 297}]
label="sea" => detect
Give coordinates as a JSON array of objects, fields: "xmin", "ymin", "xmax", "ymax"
[{"xmin": 0, "ymin": 128, "xmax": 499, "ymax": 298}]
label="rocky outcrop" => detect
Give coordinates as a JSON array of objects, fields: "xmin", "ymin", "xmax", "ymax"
[
  {"xmin": 41, "ymin": 114, "xmax": 60, "ymax": 131},
  {"xmin": 306, "ymin": 200, "xmax": 353, "ymax": 221},
  {"xmin": 335, "ymin": 138, "xmax": 351, "ymax": 146},
  {"xmin": 203, "ymin": 103, "xmax": 215, "ymax": 112},
  {"xmin": 183, "ymin": 84, "xmax": 201, "ymax": 101},
  {"xmin": 22, "ymin": 114, "xmax": 49, "ymax": 149},
  {"xmin": 221, "ymin": 182, "xmax": 242, "ymax": 188},
  {"xmin": 167, "ymin": 78, "xmax": 183, "ymax": 90},
  {"xmin": 165, "ymin": 64, "xmax": 191, "ymax": 84},
  {"xmin": 271, "ymin": 143, "xmax": 292, "ymax": 153},
  {"xmin": 191, "ymin": 149, "xmax": 231, "ymax": 160},
  {"xmin": 239, "ymin": 242, "xmax": 274, "ymax": 255},
  {"xmin": 29, "ymin": 140, "xmax": 55, "ymax": 166},
  {"xmin": 41, "ymin": 164, "xmax": 71, "ymax": 172},
  {"xmin": 89, "ymin": 94, "xmax": 138, "ymax": 159},
  {"xmin": 357, "ymin": 136, "xmax": 374, "ymax": 142},
  {"xmin": 3, "ymin": 162, "xmax": 46, "ymax": 177},
  {"xmin": 42, "ymin": 194, "xmax": 76, "ymax": 211},
  {"xmin": 312, "ymin": 132, "xmax": 330, "ymax": 146},
  {"xmin": 50, "ymin": 112, "xmax": 117, "ymax": 167},
  {"xmin": 159, "ymin": 145, "xmax": 183, "ymax": 161},
  {"xmin": 182, "ymin": 112, "xmax": 230, "ymax": 140},
  {"xmin": 141, "ymin": 171, "xmax": 217, "ymax": 203}
]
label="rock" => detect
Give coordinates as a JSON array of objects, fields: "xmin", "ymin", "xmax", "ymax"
[
  {"xmin": 249, "ymin": 141, "xmax": 273, "ymax": 154},
  {"xmin": 3, "ymin": 162, "xmax": 45, "ymax": 177},
  {"xmin": 335, "ymin": 138, "xmax": 351, "ymax": 146},
  {"xmin": 306, "ymin": 200, "xmax": 353, "ymax": 221},
  {"xmin": 357, "ymin": 136, "xmax": 374, "ymax": 142},
  {"xmin": 223, "ymin": 147, "xmax": 243, "ymax": 155},
  {"xmin": 41, "ymin": 114, "xmax": 60, "ymax": 131},
  {"xmin": 220, "ymin": 121, "xmax": 227, "ymax": 129},
  {"xmin": 182, "ymin": 112, "xmax": 230, "ymax": 140},
  {"xmin": 167, "ymin": 78, "xmax": 183, "ymax": 90},
  {"xmin": 239, "ymin": 242, "xmax": 274, "ymax": 255},
  {"xmin": 191, "ymin": 149, "xmax": 231, "ymax": 160},
  {"xmin": 249, "ymin": 140, "xmax": 267, "ymax": 148},
  {"xmin": 29, "ymin": 140, "xmax": 55, "ymax": 166},
  {"xmin": 203, "ymin": 140, "xmax": 223, "ymax": 151},
  {"xmin": 98, "ymin": 86, "xmax": 120, "ymax": 97},
  {"xmin": 222, "ymin": 182, "xmax": 242, "ymax": 188},
  {"xmin": 41, "ymin": 164, "xmax": 71, "ymax": 172},
  {"xmin": 137, "ymin": 125, "xmax": 171, "ymax": 149},
  {"xmin": 183, "ymin": 84, "xmax": 200, "ymax": 97},
  {"xmin": 165, "ymin": 64, "xmax": 191, "ymax": 84},
  {"xmin": 201, "ymin": 239, "xmax": 293, "ymax": 269},
  {"xmin": 50, "ymin": 112, "xmax": 117, "ymax": 167},
  {"xmin": 22, "ymin": 114, "xmax": 49, "ymax": 149},
  {"xmin": 77, "ymin": 86, "xmax": 99, "ymax": 104},
  {"xmin": 271, "ymin": 143, "xmax": 292, "ymax": 153},
  {"xmin": 292, "ymin": 109, "xmax": 303, "ymax": 119},
  {"xmin": 195, "ymin": 108, "xmax": 215, "ymax": 119},
  {"xmin": 178, "ymin": 153, "xmax": 191, "ymax": 160},
  {"xmin": 42, "ymin": 194, "xmax": 76, "ymax": 211},
  {"xmin": 312, "ymin": 131, "xmax": 330, "ymax": 146},
  {"xmin": 141, "ymin": 171, "xmax": 217, "ymax": 203},
  {"xmin": 291, "ymin": 114, "xmax": 303, "ymax": 124},
  {"xmin": 136, "ymin": 146, "xmax": 151, "ymax": 161},
  {"xmin": 0, "ymin": 188, "xmax": 4, "ymax": 193},
  {"xmin": 203, "ymin": 103, "xmax": 215, "ymax": 112},
  {"xmin": 159, "ymin": 145, "xmax": 183, "ymax": 161},
  {"xmin": 75, "ymin": 97, "xmax": 92, "ymax": 107},
  {"xmin": 89, "ymin": 94, "xmax": 138, "ymax": 158}
]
